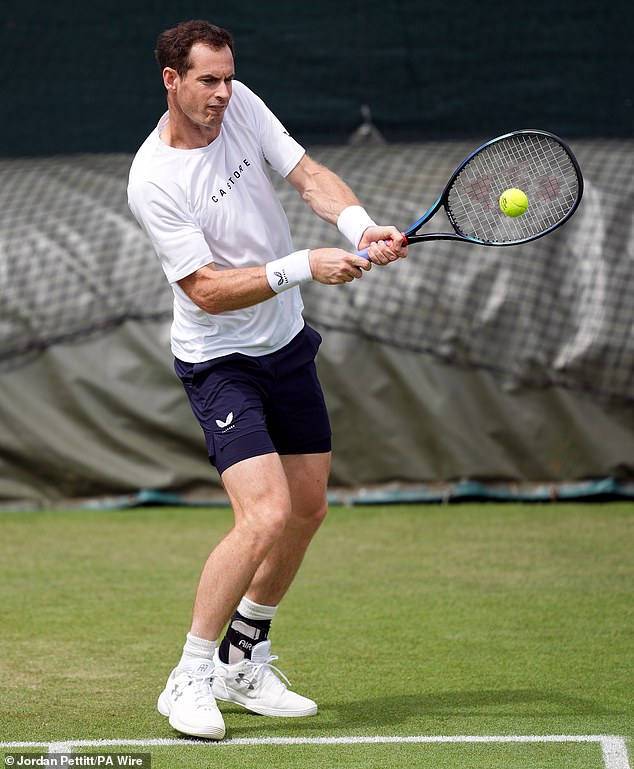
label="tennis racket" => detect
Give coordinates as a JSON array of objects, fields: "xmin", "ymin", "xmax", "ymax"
[{"xmin": 358, "ymin": 129, "xmax": 583, "ymax": 256}]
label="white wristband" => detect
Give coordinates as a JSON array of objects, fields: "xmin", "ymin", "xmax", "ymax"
[
  {"xmin": 337, "ymin": 205, "xmax": 377, "ymax": 249},
  {"xmin": 266, "ymin": 249, "xmax": 313, "ymax": 293}
]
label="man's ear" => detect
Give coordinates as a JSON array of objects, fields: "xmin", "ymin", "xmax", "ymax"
[{"xmin": 162, "ymin": 67, "xmax": 178, "ymax": 92}]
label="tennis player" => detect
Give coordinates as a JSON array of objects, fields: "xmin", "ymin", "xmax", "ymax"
[{"xmin": 127, "ymin": 19, "xmax": 407, "ymax": 740}]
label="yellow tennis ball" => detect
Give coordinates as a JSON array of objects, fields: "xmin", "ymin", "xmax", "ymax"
[{"xmin": 499, "ymin": 188, "xmax": 529, "ymax": 217}]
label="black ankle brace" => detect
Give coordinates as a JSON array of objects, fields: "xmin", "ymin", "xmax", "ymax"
[{"xmin": 218, "ymin": 612, "xmax": 272, "ymax": 663}]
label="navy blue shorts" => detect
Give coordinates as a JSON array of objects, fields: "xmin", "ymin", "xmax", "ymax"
[{"xmin": 174, "ymin": 324, "xmax": 332, "ymax": 476}]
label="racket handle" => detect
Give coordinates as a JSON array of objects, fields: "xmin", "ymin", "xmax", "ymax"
[{"xmin": 355, "ymin": 233, "xmax": 407, "ymax": 261}]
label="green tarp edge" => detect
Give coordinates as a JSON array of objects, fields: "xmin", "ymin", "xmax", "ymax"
[{"xmin": 2, "ymin": 478, "xmax": 632, "ymax": 513}]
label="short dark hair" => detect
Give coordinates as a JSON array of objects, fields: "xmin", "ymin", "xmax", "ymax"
[{"xmin": 155, "ymin": 20, "xmax": 234, "ymax": 77}]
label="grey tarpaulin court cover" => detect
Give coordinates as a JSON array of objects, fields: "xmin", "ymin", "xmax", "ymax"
[{"xmin": 0, "ymin": 140, "xmax": 632, "ymax": 506}]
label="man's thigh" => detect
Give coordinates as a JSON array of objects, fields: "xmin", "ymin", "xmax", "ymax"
[{"xmin": 281, "ymin": 452, "xmax": 331, "ymax": 518}]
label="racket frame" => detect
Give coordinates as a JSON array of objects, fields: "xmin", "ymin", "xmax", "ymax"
[{"xmin": 401, "ymin": 129, "xmax": 584, "ymax": 247}]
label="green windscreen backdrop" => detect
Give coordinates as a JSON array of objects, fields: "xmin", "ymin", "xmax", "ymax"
[{"xmin": 1, "ymin": 0, "xmax": 632, "ymax": 157}]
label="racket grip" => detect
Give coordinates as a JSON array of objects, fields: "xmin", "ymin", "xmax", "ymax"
[{"xmin": 355, "ymin": 233, "xmax": 407, "ymax": 261}]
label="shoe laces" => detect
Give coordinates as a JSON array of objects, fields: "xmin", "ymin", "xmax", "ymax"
[
  {"xmin": 242, "ymin": 653, "xmax": 291, "ymax": 692},
  {"xmin": 185, "ymin": 667, "xmax": 217, "ymax": 710},
  {"xmin": 209, "ymin": 663, "xmax": 230, "ymax": 697},
  {"xmin": 251, "ymin": 654, "xmax": 291, "ymax": 686}
]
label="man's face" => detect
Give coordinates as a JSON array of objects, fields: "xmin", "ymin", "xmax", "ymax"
[{"xmin": 166, "ymin": 43, "xmax": 234, "ymax": 138}]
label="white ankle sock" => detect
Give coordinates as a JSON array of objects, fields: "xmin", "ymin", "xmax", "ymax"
[
  {"xmin": 178, "ymin": 633, "xmax": 216, "ymax": 668},
  {"xmin": 238, "ymin": 596, "xmax": 278, "ymax": 621}
]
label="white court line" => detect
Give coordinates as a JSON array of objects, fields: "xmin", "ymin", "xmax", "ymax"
[{"xmin": 2, "ymin": 734, "xmax": 630, "ymax": 769}]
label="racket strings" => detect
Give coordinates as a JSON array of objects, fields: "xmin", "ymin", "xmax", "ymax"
[{"xmin": 447, "ymin": 135, "xmax": 580, "ymax": 244}]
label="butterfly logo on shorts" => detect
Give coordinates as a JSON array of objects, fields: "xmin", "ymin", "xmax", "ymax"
[{"xmin": 215, "ymin": 412, "xmax": 234, "ymax": 429}]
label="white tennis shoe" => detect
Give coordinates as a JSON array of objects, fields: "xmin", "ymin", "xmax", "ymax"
[
  {"xmin": 212, "ymin": 639, "xmax": 318, "ymax": 717},
  {"xmin": 157, "ymin": 658, "xmax": 226, "ymax": 739}
]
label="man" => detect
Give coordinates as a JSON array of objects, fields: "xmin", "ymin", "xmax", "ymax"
[{"xmin": 127, "ymin": 19, "xmax": 406, "ymax": 740}]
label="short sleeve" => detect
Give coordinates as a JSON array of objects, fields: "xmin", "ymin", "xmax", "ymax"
[
  {"xmin": 128, "ymin": 179, "xmax": 213, "ymax": 284},
  {"xmin": 233, "ymin": 82, "xmax": 305, "ymax": 178}
]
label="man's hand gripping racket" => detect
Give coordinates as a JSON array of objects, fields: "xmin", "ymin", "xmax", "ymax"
[{"xmin": 358, "ymin": 129, "xmax": 583, "ymax": 259}]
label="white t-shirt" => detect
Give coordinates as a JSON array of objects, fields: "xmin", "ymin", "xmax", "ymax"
[{"xmin": 127, "ymin": 80, "xmax": 307, "ymax": 362}]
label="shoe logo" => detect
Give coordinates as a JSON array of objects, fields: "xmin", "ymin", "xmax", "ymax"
[
  {"xmin": 171, "ymin": 684, "xmax": 183, "ymax": 701},
  {"xmin": 215, "ymin": 412, "xmax": 234, "ymax": 431},
  {"xmin": 235, "ymin": 672, "xmax": 255, "ymax": 691}
]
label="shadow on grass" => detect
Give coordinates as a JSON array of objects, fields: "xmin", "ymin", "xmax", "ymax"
[{"xmin": 220, "ymin": 689, "xmax": 616, "ymax": 738}]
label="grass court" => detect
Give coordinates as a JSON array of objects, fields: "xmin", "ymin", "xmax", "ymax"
[{"xmin": 1, "ymin": 502, "xmax": 632, "ymax": 768}]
